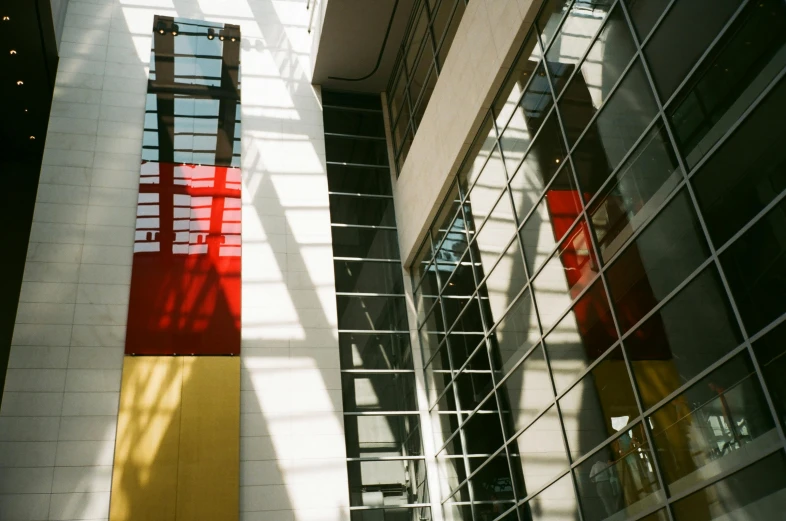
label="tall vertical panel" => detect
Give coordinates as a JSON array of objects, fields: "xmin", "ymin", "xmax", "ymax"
[
  {"xmin": 110, "ymin": 357, "xmax": 183, "ymax": 521},
  {"xmin": 125, "ymin": 17, "xmax": 242, "ymax": 355},
  {"xmin": 177, "ymin": 357, "xmax": 240, "ymax": 521}
]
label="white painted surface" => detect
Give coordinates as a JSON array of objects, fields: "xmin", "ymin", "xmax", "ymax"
[{"xmin": 1, "ymin": 0, "xmax": 348, "ymax": 520}]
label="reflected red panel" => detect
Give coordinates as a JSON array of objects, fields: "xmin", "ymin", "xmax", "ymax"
[{"xmin": 126, "ymin": 162, "xmax": 241, "ymax": 355}]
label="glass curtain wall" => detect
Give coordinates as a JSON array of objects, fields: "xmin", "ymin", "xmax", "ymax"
[
  {"xmin": 387, "ymin": 0, "xmax": 468, "ymax": 174},
  {"xmin": 322, "ymin": 91, "xmax": 430, "ymax": 521},
  {"xmin": 411, "ymin": 0, "xmax": 786, "ymax": 520}
]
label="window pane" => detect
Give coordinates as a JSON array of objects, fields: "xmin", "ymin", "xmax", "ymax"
[
  {"xmin": 478, "ymin": 237, "xmax": 526, "ymax": 323},
  {"xmin": 332, "ymin": 227, "xmax": 400, "ymax": 259},
  {"xmin": 470, "ymin": 455, "xmax": 516, "ymax": 502},
  {"xmin": 518, "ymin": 163, "xmax": 583, "ymax": 278},
  {"xmin": 573, "ymin": 423, "xmax": 664, "ymax": 521},
  {"xmin": 432, "ymin": 183, "xmax": 464, "ymax": 252},
  {"xmin": 437, "ymin": 0, "xmax": 465, "ymax": 66},
  {"xmin": 624, "ymin": 0, "xmax": 670, "ymax": 41},
  {"xmin": 337, "ymin": 295, "xmax": 408, "ymax": 331},
  {"xmin": 509, "ymin": 405, "xmax": 570, "ymax": 495},
  {"xmin": 445, "ymin": 296, "xmax": 485, "ymax": 339},
  {"xmin": 339, "ymin": 333, "xmax": 413, "ymax": 371},
  {"xmin": 393, "ymin": 95, "xmax": 412, "ymax": 150},
  {"xmin": 329, "ymin": 195, "xmax": 395, "ymax": 227},
  {"xmin": 458, "ymin": 112, "xmax": 497, "ymax": 196},
  {"xmin": 454, "ymin": 346, "xmax": 495, "ymax": 410},
  {"xmin": 644, "ymin": 0, "xmax": 743, "ymax": 101},
  {"xmin": 624, "ymin": 265, "xmax": 743, "ymax": 409},
  {"xmin": 405, "ymin": 4, "xmax": 429, "ymax": 73},
  {"xmin": 537, "ymin": 0, "xmax": 571, "ymax": 50},
  {"xmin": 466, "ymin": 151, "xmax": 509, "ymax": 235},
  {"xmin": 588, "ymin": 119, "xmax": 682, "ymax": 264},
  {"xmin": 498, "ymin": 344, "xmax": 554, "ymax": 436},
  {"xmin": 691, "ymin": 76, "xmax": 786, "ymax": 247},
  {"xmin": 533, "ymin": 219, "xmax": 598, "ymax": 332},
  {"xmin": 409, "ymin": 45, "xmax": 435, "ymax": 115},
  {"xmin": 412, "ymin": 63, "xmax": 437, "ymax": 127},
  {"xmin": 557, "ymin": 5, "xmax": 637, "ymax": 145},
  {"xmin": 323, "ymin": 107, "xmax": 386, "ymax": 137},
  {"xmin": 669, "ymin": 0, "xmax": 786, "ymax": 169},
  {"xmin": 573, "ymin": 59, "xmax": 659, "ymax": 195},
  {"xmin": 561, "ymin": 346, "xmax": 639, "ymax": 462},
  {"xmin": 544, "ymin": 279, "xmax": 618, "ymax": 393},
  {"xmin": 462, "ymin": 397, "xmax": 505, "ymax": 456},
  {"xmin": 605, "ymin": 189, "xmax": 709, "ymax": 333},
  {"xmin": 325, "ymin": 134, "xmax": 389, "ymax": 166},
  {"xmin": 347, "ymin": 459, "xmax": 425, "ymax": 506},
  {"xmin": 441, "ymin": 251, "xmax": 477, "ymax": 298},
  {"xmin": 502, "ymin": 98, "xmax": 563, "ymax": 184},
  {"xmin": 473, "ymin": 190, "xmax": 518, "ymax": 275},
  {"xmin": 720, "ymin": 198, "xmax": 786, "ymax": 336},
  {"xmin": 389, "ymin": 66, "xmax": 408, "ymax": 126},
  {"xmin": 350, "ymin": 507, "xmax": 432, "ymax": 521},
  {"xmin": 671, "ymin": 451, "xmax": 786, "ymax": 521},
  {"xmin": 546, "ymin": 1, "xmax": 614, "ymax": 96},
  {"xmin": 345, "ymin": 414, "xmax": 422, "ymax": 458},
  {"xmin": 500, "ymin": 62, "xmax": 556, "ymax": 176},
  {"xmin": 342, "ymin": 373, "xmax": 417, "ymax": 412},
  {"xmin": 335, "ymin": 260, "xmax": 403, "ymax": 294},
  {"xmin": 327, "ymin": 164, "xmax": 393, "ymax": 195},
  {"xmin": 490, "ymin": 288, "xmax": 540, "ymax": 374},
  {"xmin": 753, "ymin": 320, "xmax": 786, "ymax": 428},
  {"xmin": 447, "ymin": 331, "xmax": 484, "ymax": 371},
  {"xmin": 494, "ymin": 33, "xmax": 541, "ymax": 130},
  {"xmin": 649, "ymin": 351, "xmax": 779, "ymax": 496},
  {"xmin": 516, "ymin": 472, "xmax": 579, "ymax": 521}
]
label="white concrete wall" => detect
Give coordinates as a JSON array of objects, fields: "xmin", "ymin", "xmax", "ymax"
[
  {"xmin": 0, "ymin": 0, "xmax": 348, "ymax": 520},
  {"xmin": 392, "ymin": 0, "xmax": 545, "ymax": 266}
]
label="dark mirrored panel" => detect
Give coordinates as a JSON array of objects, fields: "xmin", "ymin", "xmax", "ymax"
[
  {"xmin": 649, "ymin": 352, "xmax": 779, "ymax": 497},
  {"xmin": 337, "ymin": 295, "xmax": 409, "ymax": 331},
  {"xmin": 572, "ymin": 59, "xmax": 659, "ymax": 196},
  {"xmin": 588, "ymin": 119, "xmax": 682, "ymax": 264},
  {"xmin": 644, "ymin": 0, "xmax": 743, "ymax": 101},
  {"xmin": 334, "ymin": 260, "xmax": 404, "ymax": 294},
  {"xmin": 469, "ymin": 454, "xmax": 516, "ymax": 505},
  {"xmin": 350, "ymin": 507, "xmax": 432, "ymax": 521},
  {"xmin": 342, "ymin": 373, "xmax": 418, "ymax": 413},
  {"xmin": 345, "ymin": 414, "xmax": 422, "ymax": 459},
  {"xmin": 671, "ymin": 451, "xmax": 786, "ymax": 521},
  {"xmin": 605, "ymin": 189, "xmax": 709, "ymax": 334},
  {"xmin": 668, "ymin": 0, "xmax": 786, "ymax": 169},
  {"xmin": 752, "ymin": 320, "xmax": 786, "ymax": 429},
  {"xmin": 537, "ymin": 0, "xmax": 572, "ymax": 50},
  {"xmin": 323, "ymin": 106, "xmax": 386, "ymax": 138},
  {"xmin": 329, "ymin": 195, "xmax": 395, "ymax": 227},
  {"xmin": 625, "ymin": 265, "xmax": 743, "ymax": 409},
  {"xmin": 327, "ymin": 164, "xmax": 394, "ymax": 196},
  {"xmin": 339, "ymin": 333, "xmax": 413, "ymax": 371},
  {"xmin": 573, "ymin": 423, "xmax": 664, "ymax": 521},
  {"xmin": 623, "ymin": 0, "xmax": 671, "ymax": 41},
  {"xmin": 331, "ymin": 227, "xmax": 400, "ymax": 259},
  {"xmin": 720, "ymin": 198, "xmax": 786, "ymax": 336},
  {"xmin": 691, "ymin": 76, "xmax": 786, "ymax": 247}
]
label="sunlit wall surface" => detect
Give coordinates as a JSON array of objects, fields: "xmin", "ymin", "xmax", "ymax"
[
  {"xmin": 386, "ymin": 0, "xmax": 468, "ymax": 174},
  {"xmin": 322, "ymin": 90, "xmax": 431, "ymax": 521},
  {"xmin": 410, "ymin": 0, "xmax": 786, "ymax": 520}
]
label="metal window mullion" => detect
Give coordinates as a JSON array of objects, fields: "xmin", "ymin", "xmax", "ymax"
[{"xmin": 620, "ymin": 0, "xmax": 786, "ymax": 455}]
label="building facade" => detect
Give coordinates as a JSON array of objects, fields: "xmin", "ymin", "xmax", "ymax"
[{"xmin": 1, "ymin": 0, "xmax": 785, "ymax": 521}]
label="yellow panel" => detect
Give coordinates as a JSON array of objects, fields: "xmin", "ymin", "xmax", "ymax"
[
  {"xmin": 110, "ymin": 356, "xmax": 184, "ymax": 521},
  {"xmin": 176, "ymin": 356, "xmax": 240, "ymax": 521}
]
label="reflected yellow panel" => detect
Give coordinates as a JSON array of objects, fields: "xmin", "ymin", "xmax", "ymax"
[
  {"xmin": 176, "ymin": 356, "xmax": 240, "ymax": 521},
  {"xmin": 110, "ymin": 356, "xmax": 184, "ymax": 521}
]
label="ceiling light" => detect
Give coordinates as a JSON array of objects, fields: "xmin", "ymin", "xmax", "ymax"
[
  {"xmin": 555, "ymin": 158, "xmax": 560, "ymax": 164},
  {"xmin": 29, "ymin": 136, "xmax": 35, "ymax": 140},
  {"xmin": 2, "ymin": 16, "xmax": 9, "ymax": 21},
  {"xmin": 207, "ymin": 28, "xmax": 215, "ymax": 40},
  {"xmin": 17, "ymin": 80, "xmax": 23, "ymax": 85},
  {"xmin": 171, "ymin": 23, "xmax": 179, "ymax": 36},
  {"xmin": 230, "ymin": 37, "xmax": 236, "ymax": 42},
  {"xmin": 156, "ymin": 21, "xmax": 166, "ymax": 34},
  {"xmin": 10, "ymin": 49, "xmax": 17, "ymax": 55}
]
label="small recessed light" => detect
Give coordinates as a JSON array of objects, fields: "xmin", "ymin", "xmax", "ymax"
[
  {"xmin": 17, "ymin": 80, "xmax": 23, "ymax": 85},
  {"xmin": 2, "ymin": 16, "xmax": 9, "ymax": 21},
  {"xmin": 171, "ymin": 23, "xmax": 179, "ymax": 36},
  {"xmin": 29, "ymin": 136, "xmax": 36, "ymax": 140},
  {"xmin": 24, "ymin": 109, "xmax": 28, "ymax": 112},
  {"xmin": 555, "ymin": 158, "xmax": 560, "ymax": 164},
  {"xmin": 10, "ymin": 49, "xmax": 17, "ymax": 55},
  {"xmin": 231, "ymin": 37, "xmax": 236, "ymax": 42}
]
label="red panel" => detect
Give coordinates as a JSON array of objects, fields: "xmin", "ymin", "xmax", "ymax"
[{"xmin": 125, "ymin": 162, "xmax": 241, "ymax": 355}]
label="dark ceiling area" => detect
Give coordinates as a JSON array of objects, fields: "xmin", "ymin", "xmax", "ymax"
[
  {"xmin": 0, "ymin": 1, "xmax": 58, "ymax": 406},
  {"xmin": 312, "ymin": 0, "xmax": 416, "ymax": 93}
]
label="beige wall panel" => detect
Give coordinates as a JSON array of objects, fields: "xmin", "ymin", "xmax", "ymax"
[
  {"xmin": 110, "ymin": 356, "xmax": 184, "ymax": 521},
  {"xmin": 176, "ymin": 356, "xmax": 240, "ymax": 521}
]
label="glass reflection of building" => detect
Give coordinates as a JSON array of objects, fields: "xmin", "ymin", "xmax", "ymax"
[{"xmin": 411, "ymin": 0, "xmax": 786, "ymax": 520}]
